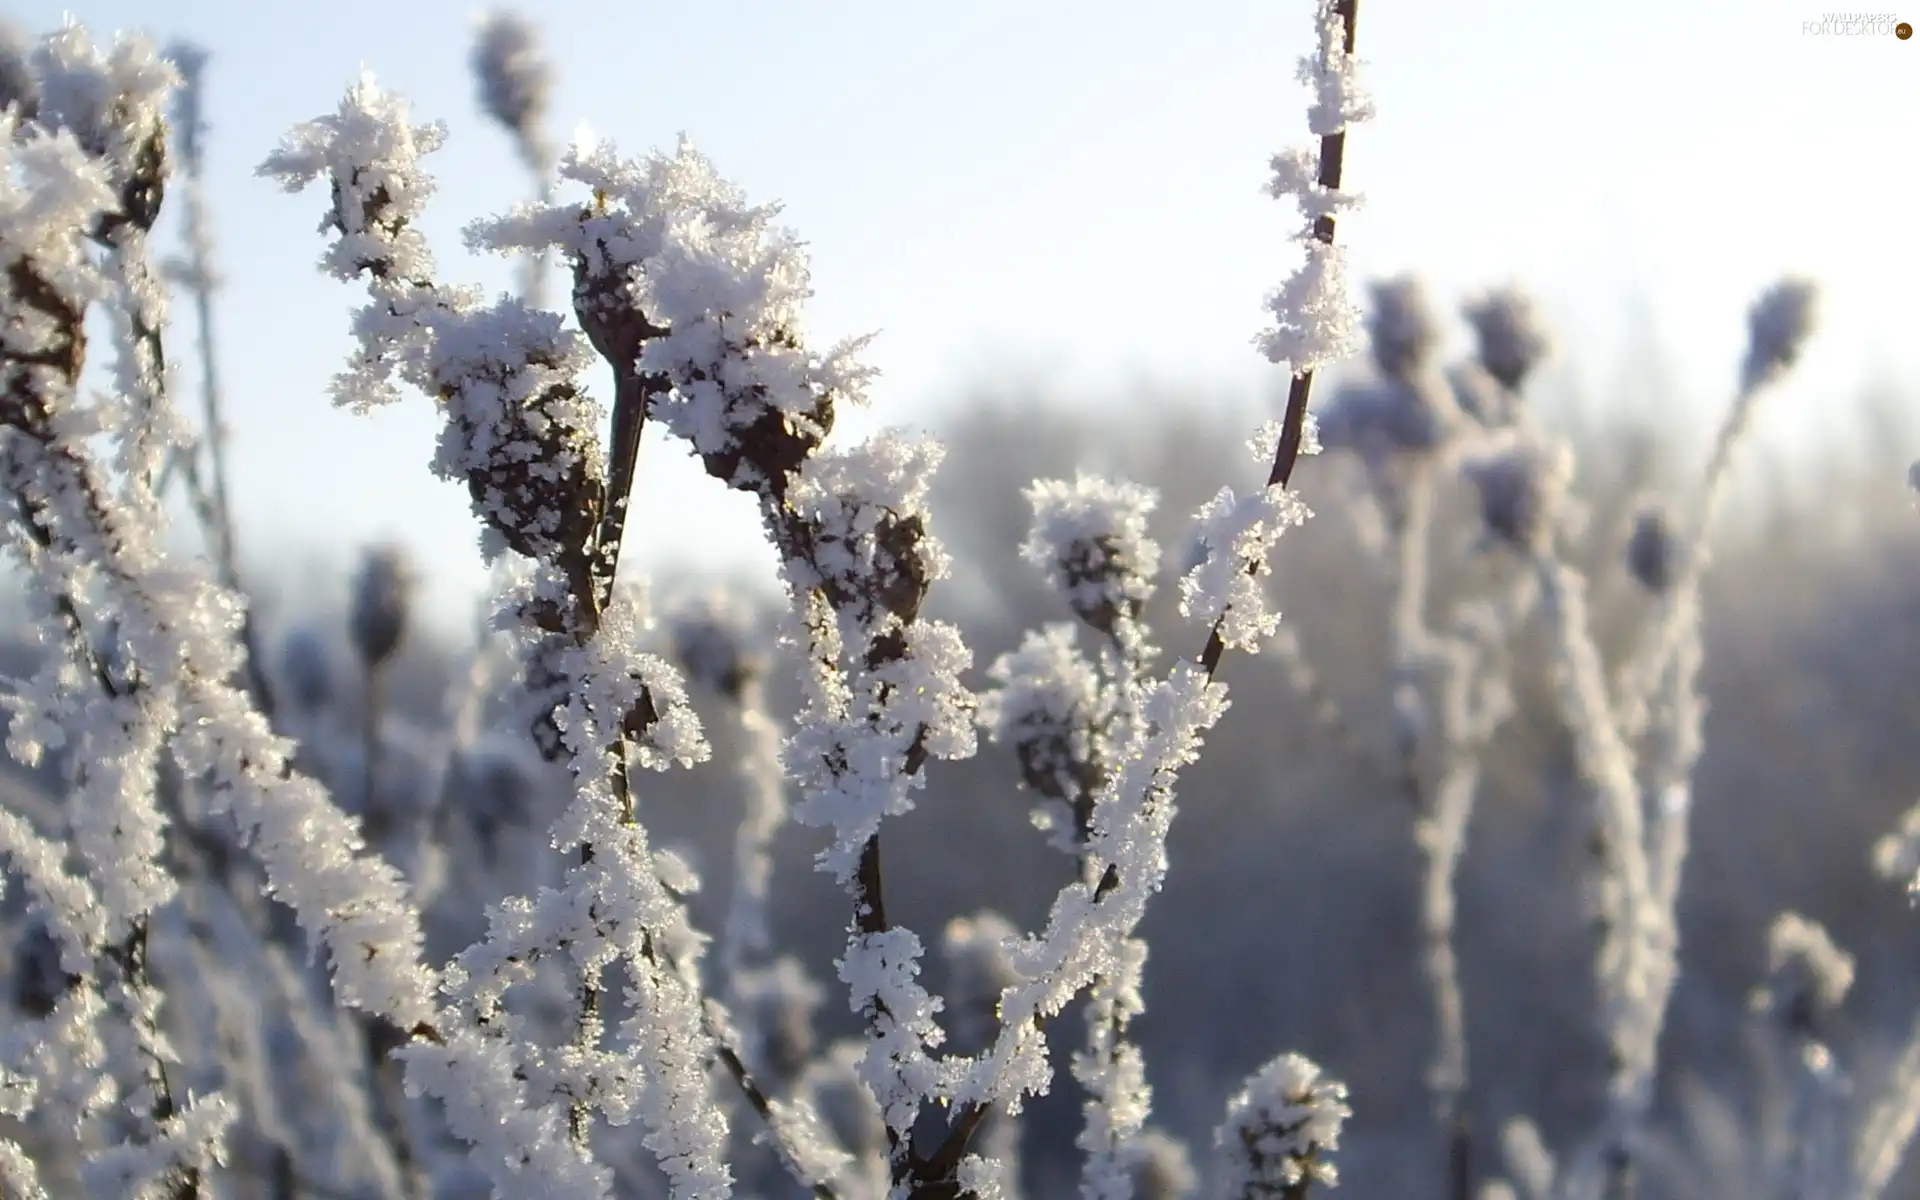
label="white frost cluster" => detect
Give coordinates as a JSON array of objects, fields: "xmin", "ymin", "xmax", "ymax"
[
  {"xmin": 1752, "ymin": 912, "xmax": 1855, "ymax": 1024},
  {"xmin": 1179, "ymin": 484, "xmax": 1312, "ymax": 651},
  {"xmin": 1257, "ymin": 0, "xmax": 1372, "ymax": 374},
  {"xmin": 1215, "ymin": 1052, "xmax": 1350, "ymax": 1195},
  {"xmin": 1021, "ymin": 474, "xmax": 1161, "ymax": 637}
]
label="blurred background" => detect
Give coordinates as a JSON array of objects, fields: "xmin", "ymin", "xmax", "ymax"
[
  {"xmin": 1, "ymin": 1, "xmax": 1918, "ymax": 1195},
  {"xmin": 4, "ymin": 0, "xmax": 1916, "ymax": 631}
]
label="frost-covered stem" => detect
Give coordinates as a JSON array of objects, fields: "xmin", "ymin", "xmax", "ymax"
[
  {"xmin": 361, "ymin": 662, "xmax": 384, "ymax": 840},
  {"xmin": 1200, "ymin": 0, "xmax": 1358, "ymax": 680},
  {"xmin": 1074, "ymin": 621, "xmax": 1155, "ymax": 1198},
  {"xmin": 360, "ymin": 1020, "xmax": 427, "ymax": 1200},
  {"xmin": 1529, "ymin": 552, "xmax": 1657, "ymax": 1193},
  {"xmin": 714, "ymin": 1051, "xmax": 841, "ymax": 1200},
  {"xmin": 1851, "ymin": 1017, "xmax": 1920, "ymax": 1198},
  {"xmin": 1386, "ymin": 470, "xmax": 1436, "ymax": 816},
  {"xmin": 1611, "ymin": 384, "xmax": 1754, "ymax": 744},
  {"xmin": 590, "ymin": 365, "xmax": 660, "ymax": 610},
  {"xmin": 721, "ymin": 680, "xmax": 786, "ymax": 987},
  {"xmin": 1615, "ymin": 280, "xmax": 1815, "ymax": 742}
]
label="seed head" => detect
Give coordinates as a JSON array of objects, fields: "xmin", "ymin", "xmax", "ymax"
[
  {"xmin": 1626, "ymin": 504, "xmax": 1677, "ymax": 594},
  {"xmin": 1364, "ymin": 274, "xmax": 1441, "ymax": 380},
  {"xmin": 1463, "ymin": 286, "xmax": 1552, "ymax": 393},
  {"xmin": 1740, "ymin": 277, "xmax": 1818, "ymax": 394},
  {"xmin": 1021, "ymin": 474, "xmax": 1160, "ymax": 637},
  {"xmin": 1130, "ymin": 1129, "xmax": 1199, "ymax": 1200},
  {"xmin": 663, "ymin": 590, "xmax": 768, "ymax": 704},
  {"xmin": 1317, "ymin": 371, "xmax": 1458, "ymax": 461},
  {"xmin": 349, "ymin": 544, "xmax": 413, "ymax": 670},
  {"xmin": 1462, "ymin": 437, "xmax": 1570, "ymax": 552},
  {"xmin": 471, "ymin": 11, "xmax": 553, "ymax": 172},
  {"xmin": 1216, "ymin": 1052, "xmax": 1349, "ymax": 1196}
]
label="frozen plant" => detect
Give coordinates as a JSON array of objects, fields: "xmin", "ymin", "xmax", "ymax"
[{"xmin": 1215, "ymin": 1053, "xmax": 1351, "ymax": 1198}]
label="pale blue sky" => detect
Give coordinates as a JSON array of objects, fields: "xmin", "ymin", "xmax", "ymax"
[{"xmin": 14, "ymin": 0, "xmax": 1919, "ymax": 629}]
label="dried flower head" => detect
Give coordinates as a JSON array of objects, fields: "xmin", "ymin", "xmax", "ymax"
[
  {"xmin": 1021, "ymin": 474, "xmax": 1161, "ymax": 638},
  {"xmin": 470, "ymin": 11, "xmax": 552, "ymax": 173},
  {"xmin": 1129, "ymin": 1128, "xmax": 1199, "ymax": 1200},
  {"xmin": 1626, "ymin": 503, "xmax": 1677, "ymax": 594},
  {"xmin": 1316, "ymin": 371, "xmax": 1457, "ymax": 461},
  {"xmin": 663, "ymin": 588, "xmax": 768, "ymax": 703},
  {"xmin": 981, "ymin": 624, "xmax": 1104, "ymax": 801},
  {"xmin": 1751, "ymin": 912, "xmax": 1854, "ymax": 1035},
  {"xmin": 1462, "ymin": 436, "xmax": 1570, "ymax": 552},
  {"xmin": 1463, "ymin": 285, "xmax": 1552, "ymax": 393},
  {"xmin": 1364, "ymin": 274, "xmax": 1441, "ymax": 379},
  {"xmin": 1739, "ymin": 277, "xmax": 1818, "ymax": 394},
  {"xmin": 1216, "ymin": 1052, "xmax": 1349, "ymax": 1196},
  {"xmin": 431, "ymin": 303, "xmax": 608, "ymax": 592},
  {"xmin": 349, "ymin": 543, "xmax": 413, "ymax": 669}
]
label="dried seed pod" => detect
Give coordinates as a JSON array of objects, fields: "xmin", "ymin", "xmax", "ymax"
[
  {"xmin": 1740, "ymin": 278, "xmax": 1818, "ymax": 394},
  {"xmin": 664, "ymin": 590, "xmax": 767, "ymax": 704},
  {"xmin": 349, "ymin": 544, "xmax": 413, "ymax": 670},
  {"xmin": 1462, "ymin": 438, "xmax": 1569, "ymax": 552},
  {"xmin": 470, "ymin": 11, "xmax": 552, "ymax": 170},
  {"xmin": 1364, "ymin": 274, "xmax": 1441, "ymax": 380},
  {"xmin": 1625, "ymin": 505, "xmax": 1677, "ymax": 594},
  {"xmin": 1463, "ymin": 286, "xmax": 1552, "ymax": 393}
]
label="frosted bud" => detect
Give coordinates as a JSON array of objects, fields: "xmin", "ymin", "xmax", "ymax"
[
  {"xmin": 664, "ymin": 589, "xmax": 768, "ymax": 703},
  {"xmin": 1461, "ymin": 437, "xmax": 1569, "ymax": 552},
  {"xmin": 1021, "ymin": 474, "xmax": 1161, "ymax": 637},
  {"xmin": 1751, "ymin": 912, "xmax": 1854, "ymax": 1036},
  {"xmin": 1130, "ymin": 1128, "xmax": 1199, "ymax": 1200},
  {"xmin": 981, "ymin": 624, "xmax": 1104, "ymax": 812},
  {"xmin": 349, "ymin": 544, "xmax": 414, "ymax": 669},
  {"xmin": 1739, "ymin": 277, "xmax": 1817, "ymax": 394},
  {"xmin": 471, "ymin": 12, "xmax": 552, "ymax": 166},
  {"xmin": 1316, "ymin": 372, "xmax": 1457, "ymax": 461},
  {"xmin": 1463, "ymin": 286, "xmax": 1552, "ymax": 393},
  {"xmin": 1626, "ymin": 504, "xmax": 1677, "ymax": 594},
  {"xmin": 1216, "ymin": 1052, "xmax": 1349, "ymax": 1196},
  {"xmin": 1364, "ymin": 275, "xmax": 1441, "ymax": 380}
]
